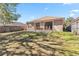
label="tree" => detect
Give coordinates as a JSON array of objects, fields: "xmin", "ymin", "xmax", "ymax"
[
  {"xmin": 0, "ymin": 3, "xmax": 20, "ymax": 24},
  {"xmin": 64, "ymin": 17, "xmax": 74, "ymax": 31}
]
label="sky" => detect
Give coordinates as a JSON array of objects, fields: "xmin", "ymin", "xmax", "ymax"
[{"xmin": 16, "ymin": 3, "xmax": 79, "ymax": 23}]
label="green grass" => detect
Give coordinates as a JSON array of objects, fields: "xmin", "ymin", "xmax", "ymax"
[
  {"xmin": 4, "ymin": 31, "xmax": 79, "ymax": 56},
  {"xmin": 48, "ymin": 31, "xmax": 79, "ymax": 41},
  {"xmin": 18, "ymin": 32, "xmax": 47, "ymax": 39}
]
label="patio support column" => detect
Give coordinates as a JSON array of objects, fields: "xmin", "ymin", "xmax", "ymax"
[
  {"xmin": 34, "ymin": 22, "xmax": 36, "ymax": 32},
  {"xmin": 43, "ymin": 22, "xmax": 45, "ymax": 30},
  {"xmin": 52, "ymin": 20, "xmax": 54, "ymax": 31}
]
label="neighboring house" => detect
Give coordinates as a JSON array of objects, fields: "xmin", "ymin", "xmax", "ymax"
[
  {"xmin": 71, "ymin": 18, "xmax": 79, "ymax": 34},
  {"xmin": 26, "ymin": 16, "xmax": 64, "ymax": 32},
  {"xmin": 0, "ymin": 22, "xmax": 26, "ymax": 32}
]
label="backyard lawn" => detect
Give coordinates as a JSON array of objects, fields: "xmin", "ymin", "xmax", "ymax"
[{"xmin": 0, "ymin": 31, "xmax": 79, "ymax": 56}]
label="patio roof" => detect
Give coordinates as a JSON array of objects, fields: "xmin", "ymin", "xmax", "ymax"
[{"xmin": 28, "ymin": 16, "xmax": 64, "ymax": 23}]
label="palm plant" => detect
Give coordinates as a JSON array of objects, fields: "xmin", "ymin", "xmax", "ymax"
[{"xmin": 0, "ymin": 3, "xmax": 20, "ymax": 24}]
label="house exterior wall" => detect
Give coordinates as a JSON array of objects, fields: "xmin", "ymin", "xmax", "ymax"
[
  {"xmin": 0, "ymin": 26, "xmax": 25, "ymax": 33},
  {"xmin": 0, "ymin": 22, "xmax": 27, "ymax": 33},
  {"xmin": 27, "ymin": 20, "xmax": 64, "ymax": 32},
  {"xmin": 39, "ymin": 22, "xmax": 45, "ymax": 30},
  {"xmin": 71, "ymin": 20, "xmax": 79, "ymax": 34},
  {"xmin": 26, "ymin": 24, "xmax": 35, "ymax": 31},
  {"xmin": 26, "ymin": 17, "xmax": 64, "ymax": 32},
  {"xmin": 53, "ymin": 19, "xmax": 64, "ymax": 32},
  {"xmin": 53, "ymin": 25, "xmax": 63, "ymax": 32}
]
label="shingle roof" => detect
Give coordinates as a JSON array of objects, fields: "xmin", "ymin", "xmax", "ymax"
[
  {"xmin": 0, "ymin": 22, "xmax": 25, "ymax": 26},
  {"xmin": 30, "ymin": 16, "xmax": 64, "ymax": 23}
]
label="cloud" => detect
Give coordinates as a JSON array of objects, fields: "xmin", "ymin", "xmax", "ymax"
[
  {"xmin": 69, "ymin": 13, "xmax": 75, "ymax": 17},
  {"xmin": 44, "ymin": 7, "xmax": 48, "ymax": 10},
  {"xmin": 63, "ymin": 3, "xmax": 72, "ymax": 5},
  {"xmin": 29, "ymin": 16, "xmax": 35, "ymax": 19},
  {"xmin": 71, "ymin": 10, "xmax": 79, "ymax": 13},
  {"xmin": 69, "ymin": 9, "xmax": 79, "ymax": 17}
]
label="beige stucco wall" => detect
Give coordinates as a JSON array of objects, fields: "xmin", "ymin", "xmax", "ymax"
[
  {"xmin": 0, "ymin": 26, "xmax": 24, "ymax": 33},
  {"xmin": 71, "ymin": 21, "xmax": 79, "ymax": 34},
  {"xmin": 27, "ymin": 21, "xmax": 64, "ymax": 32},
  {"xmin": 53, "ymin": 25, "xmax": 63, "ymax": 32}
]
